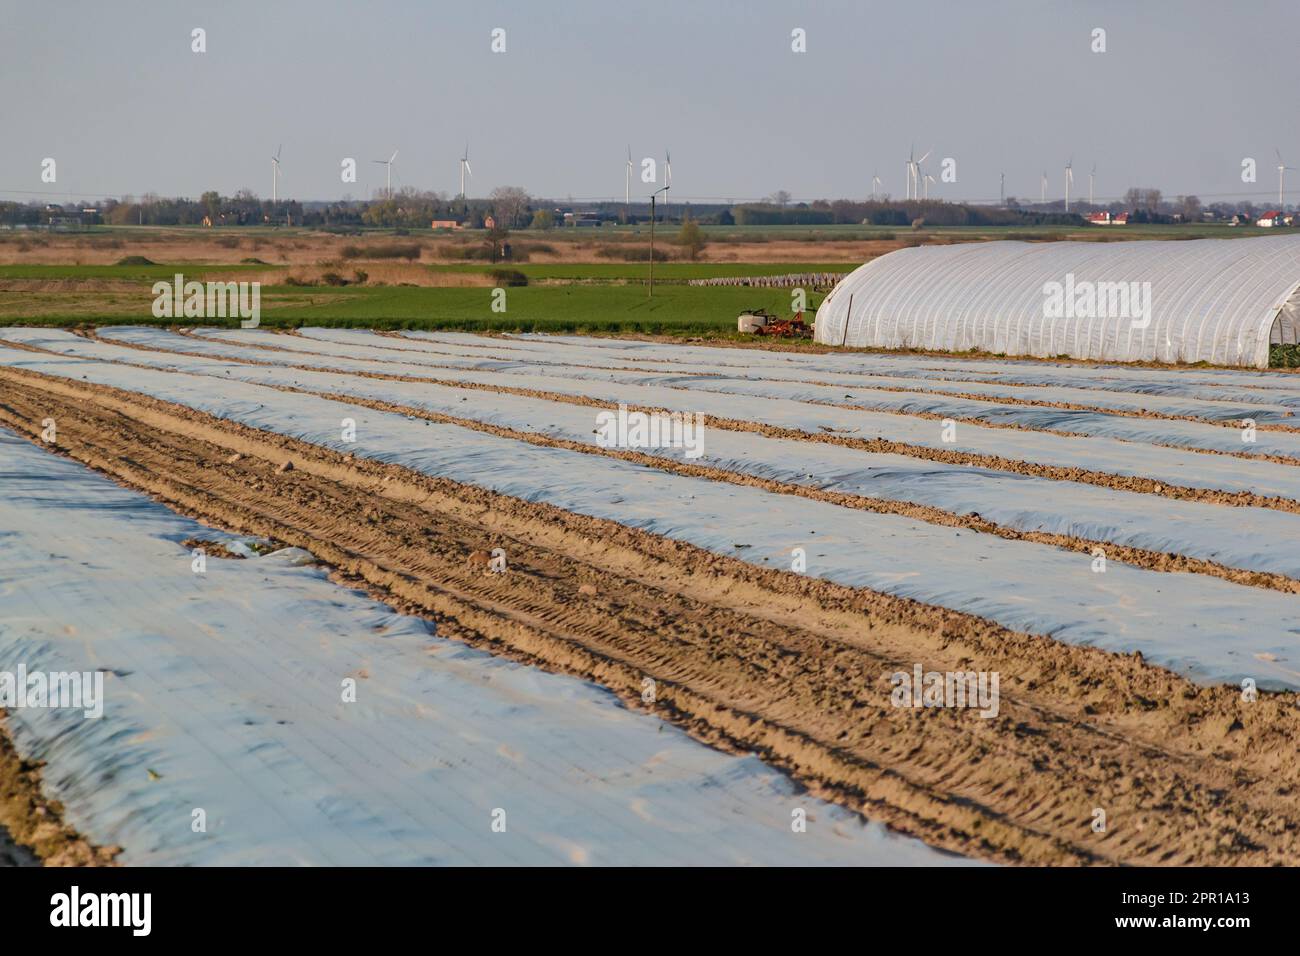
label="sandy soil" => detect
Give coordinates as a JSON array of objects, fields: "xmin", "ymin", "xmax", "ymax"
[
  {"xmin": 0, "ymin": 713, "xmax": 117, "ymax": 866},
  {"xmin": 3, "ymin": 364, "xmax": 1300, "ymax": 865}
]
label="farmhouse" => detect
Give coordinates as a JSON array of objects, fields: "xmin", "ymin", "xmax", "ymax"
[
  {"xmin": 814, "ymin": 234, "xmax": 1300, "ymax": 367},
  {"xmin": 564, "ymin": 211, "xmax": 603, "ymax": 227},
  {"xmin": 1085, "ymin": 211, "xmax": 1129, "ymax": 225}
]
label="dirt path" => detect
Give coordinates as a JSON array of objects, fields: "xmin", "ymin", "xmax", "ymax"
[
  {"xmin": 0, "ymin": 714, "xmax": 117, "ymax": 866},
  {"xmin": 3, "ymin": 365, "xmax": 1300, "ymax": 865}
]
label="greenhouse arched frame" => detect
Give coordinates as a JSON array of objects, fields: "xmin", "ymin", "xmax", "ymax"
[{"xmin": 814, "ymin": 234, "xmax": 1300, "ymax": 368}]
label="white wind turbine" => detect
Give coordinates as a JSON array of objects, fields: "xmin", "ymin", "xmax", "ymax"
[
  {"xmin": 372, "ymin": 150, "xmax": 398, "ymax": 199},
  {"xmin": 1089, "ymin": 164, "xmax": 1096, "ymax": 206},
  {"xmin": 906, "ymin": 146, "xmax": 931, "ymax": 200},
  {"xmin": 459, "ymin": 145, "xmax": 472, "ymax": 200},
  {"xmin": 1065, "ymin": 159, "xmax": 1073, "ymax": 211},
  {"xmin": 1277, "ymin": 149, "xmax": 1296, "ymax": 207},
  {"xmin": 662, "ymin": 149, "xmax": 672, "ymax": 218},
  {"xmin": 625, "ymin": 146, "xmax": 633, "ymax": 210},
  {"xmin": 872, "ymin": 171, "xmax": 882, "ymax": 201},
  {"xmin": 270, "ymin": 145, "xmax": 282, "ymax": 203},
  {"xmin": 1040, "ymin": 171, "xmax": 1048, "ymax": 203},
  {"xmin": 923, "ymin": 173, "xmax": 935, "ymax": 200}
]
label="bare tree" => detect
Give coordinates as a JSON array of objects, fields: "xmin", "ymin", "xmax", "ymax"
[
  {"xmin": 770, "ymin": 190, "xmax": 792, "ymax": 207},
  {"xmin": 489, "ymin": 186, "xmax": 531, "ymax": 229}
]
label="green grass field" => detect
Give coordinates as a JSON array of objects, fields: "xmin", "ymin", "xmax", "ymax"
[
  {"xmin": 0, "ymin": 263, "xmax": 276, "ymax": 281},
  {"xmin": 1, "ymin": 283, "xmax": 813, "ymax": 334},
  {"xmin": 273, "ymin": 284, "xmax": 816, "ymax": 331}
]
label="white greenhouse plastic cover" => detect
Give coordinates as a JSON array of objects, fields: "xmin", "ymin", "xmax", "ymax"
[{"xmin": 814, "ymin": 234, "xmax": 1300, "ymax": 368}]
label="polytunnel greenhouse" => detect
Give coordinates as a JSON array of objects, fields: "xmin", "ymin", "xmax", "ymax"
[{"xmin": 814, "ymin": 234, "xmax": 1300, "ymax": 368}]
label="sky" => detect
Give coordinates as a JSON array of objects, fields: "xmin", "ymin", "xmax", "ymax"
[{"xmin": 2, "ymin": 0, "xmax": 1297, "ymax": 206}]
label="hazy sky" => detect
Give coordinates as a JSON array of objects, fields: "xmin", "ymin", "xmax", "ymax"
[{"xmin": 3, "ymin": 0, "xmax": 1297, "ymax": 205}]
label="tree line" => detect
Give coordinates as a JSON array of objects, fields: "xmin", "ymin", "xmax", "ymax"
[{"xmin": 2, "ymin": 185, "xmax": 1281, "ymax": 230}]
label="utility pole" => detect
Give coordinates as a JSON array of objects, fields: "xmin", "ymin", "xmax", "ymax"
[{"xmin": 648, "ymin": 184, "xmax": 668, "ymax": 297}]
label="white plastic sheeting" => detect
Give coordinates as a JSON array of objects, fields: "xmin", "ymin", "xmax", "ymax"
[
  {"xmin": 18, "ymin": 329, "xmax": 1300, "ymax": 582},
  {"xmin": 814, "ymin": 235, "xmax": 1300, "ymax": 368},
  {"xmin": 6, "ymin": 343, "xmax": 1300, "ymax": 689},
  {"xmin": 1, "ymin": 428, "xmax": 954, "ymax": 866}
]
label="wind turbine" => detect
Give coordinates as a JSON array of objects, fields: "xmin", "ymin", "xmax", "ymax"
[
  {"xmin": 1000, "ymin": 171, "xmax": 1005, "ymax": 205},
  {"xmin": 372, "ymin": 150, "xmax": 398, "ymax": 199},
  {"xmin": 459, "ymin": 145, "xmax": 472, "ymax": 200},
  {"xmin": 871, "ymin": 171, "xmax": 882, "ymax": 201},
  {"xmin": 625, "ymin": 146, "xmax": 633, "ymax": 214},
  {"xmin": 1089, "ymin": 164, "xmax": 1096, "ymax": 206},
  {"xmin": 1277, "ymin": 149, "xmax": 1295, "ymax": 207},
  {"xmin": 923, "ymin": 173, "xmax": 935, "ymax": 200},
  {"xmin": 662, "ymin": 149, "xmax": 672, "ymax": 219},
  {"xmin": 1040, "ymin": 172, "xmax": 1048, "ymax": 204},
  {"xmin": 907, "ymin": 146, "xmax": 931, "ymax": 200},
  {"xmin": 1065, "ymin": 159, "xmax": 1073, "ymax": 211},
  {"xmin": 270, "ymin": 145, "xmax": 282, "ymax": 204}
]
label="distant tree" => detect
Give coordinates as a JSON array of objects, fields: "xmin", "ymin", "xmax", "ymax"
[
  {"xmin": 201, "ymin": 190, "xmax": 220, "ymax": 221},
  {"xmin": 1123, "ymin": 187, "xmax": 1143, "ymax": 211},
  {"xmin": 530, "ymin": 208, "xmax": 555, "ymax": 230},
  {"xmin": 830, "ymin": 199, "xmax": 860, "ymax": 224},
  {"xmin": 770, "ymin": 190, "xmax": 792, "ymax": 207},
  {"xmin": 486, "ymin": 221, "xmax": 511, "ymax": 263},
  {"xmin": 676, "ymin": 217, "xmax": 706, "ymax": 260},
  {"xmin": 489, "ymin": 186, "xmax": 531, "ymax": 229},
  {"xmin": 1179, "ymin": 194, "xmax": 1202, "ymax": 221},
  {"xmin": 1144, "ymin": 188, "xmax": 1162, "ymax": 214}
]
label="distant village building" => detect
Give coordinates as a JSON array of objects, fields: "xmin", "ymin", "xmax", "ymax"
[
  {"xmin": 430, "ymin": 219, "xmax": 463, "ymax": 230},
  {"xmin": 483, "ymin": 215, "xmax": 496, "ymax": 230},
  {"xmin": 1085, "ymin": 211, "xmax": 1129, "ymax": 226},
  {"xmin": 43, "ymin": 203, "xmax": 96, "ymax": 229},
  {"xmin": 1257, "ymin": 210, "xmax": 1283, "ymax": 227},
  {"xmin": 563, "ymin": 211, "xmax": 602, "ymax": 227}
]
